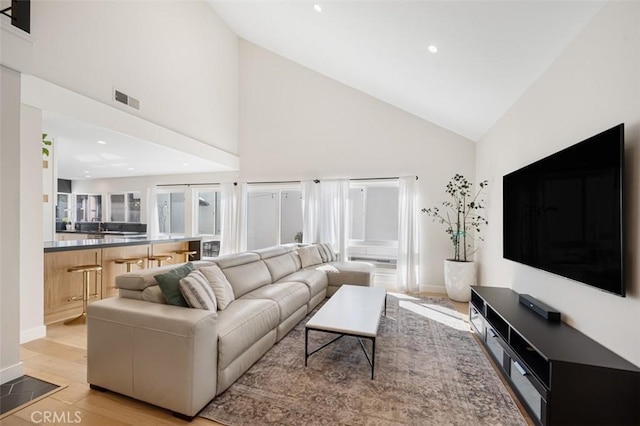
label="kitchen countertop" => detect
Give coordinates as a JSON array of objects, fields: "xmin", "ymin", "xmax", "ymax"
[
  {"xmin": 44, "ymin": 236, "xmax": 202, "ymax": 253},
  {"xmin": 56, "ymin": 230, "xmax": 146, "ymax": 236}
]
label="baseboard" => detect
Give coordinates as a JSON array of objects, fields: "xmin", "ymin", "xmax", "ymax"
[
  {"xmin": 0, "ymin": 362, "xmax": 24, "ymax": 385},
  {"xmin": 419, "ymin": 284, "xmax": 447, "ymax": 295},
  {"xmin": 20, "ymin": 325, "xmax": 46, "ymax": 344}
]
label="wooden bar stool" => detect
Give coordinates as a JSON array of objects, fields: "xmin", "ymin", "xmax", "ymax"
[
  {"xmin": 148, "ymin": 254, "xmax": 172, "ymax": 267},
  {"xmin": 114, "ymin": 257, "xmax": 146, "ymax": 272},
  {"xmin": 175, "ymin": 249, "xmax": 197, "ymax": 263},
  {"xmin": 65, "ymin": 264, "xmax": 102, "ymax": 325}
]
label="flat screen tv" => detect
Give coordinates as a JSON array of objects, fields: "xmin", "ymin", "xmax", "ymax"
[{"xmin": 503, "ymin": 124, "xmax": 624, "ymax": 296}]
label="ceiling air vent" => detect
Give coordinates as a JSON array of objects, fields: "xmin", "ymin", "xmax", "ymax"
[{"xmin": 114, "ymin": 89, "xmax": 140, "ymax": 110}]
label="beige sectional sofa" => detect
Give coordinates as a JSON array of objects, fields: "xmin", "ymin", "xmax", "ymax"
[{"xmin": 86, "ymin": 244, "xmax": 374, "ymax": 417}]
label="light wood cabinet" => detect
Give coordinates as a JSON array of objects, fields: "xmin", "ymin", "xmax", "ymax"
[
  {"xmin": 101, "ymin": 245, "xmax": 151, "ymax": 299},
  {"xmin": 150, "ymin": 241, "xmax": 189, "ymax": 266},
  {"xmin": 44, "ymin": 249, "xmax": 102, "ymax": 325},
  {"xmin": 44, "ymin": 240, "xmax": 195, "ymax": 324}
]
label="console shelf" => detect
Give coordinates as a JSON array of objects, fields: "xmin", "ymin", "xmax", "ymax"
[{"xmin": 470, "ymin": 286, "xmax": 639, "ymax": 426}]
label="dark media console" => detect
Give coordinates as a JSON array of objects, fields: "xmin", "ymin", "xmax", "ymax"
[{"xmin": 470, "ymin": 286, "xmax": 640, "ymax": 426}]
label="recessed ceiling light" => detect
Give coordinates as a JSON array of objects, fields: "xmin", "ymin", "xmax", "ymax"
[
  {"xmin": 128, "ymin": 167, "xmax": 134, "ymax": 170},
  {"xmin": 428, "ymin": 45, "xmax": 438, "ymax": 54},
  {"xmin": 85, "ymin": 175, "xmax": 91, "ymax": 178},
  {"xmin": 314, "ymin": 4, "xmax": 322, "ymax": 13},
  {"xmin": 182, "ymin": 163, "xmax": 189, "ymax": 166},
  {"xmin": 97, "ymin": 140, "xmax": 107, "ymax": 144},
  {"xmin": 84, "ymin": 170, "xmax": 89, "ymax": 173}
]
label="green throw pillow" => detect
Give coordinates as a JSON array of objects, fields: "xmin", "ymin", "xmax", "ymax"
[{"xmin": 154, "ymin": 263, "xmax": 195, "ymax": 307}]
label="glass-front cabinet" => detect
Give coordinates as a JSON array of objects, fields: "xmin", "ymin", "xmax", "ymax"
[
  {"xmin": 109, "ymin": 192, "xmax": 141, "ymax": 222},
  {"xmin": 75, "ymin": 194, "xmax": 102, "ymax": 222},
  {"xmin": 56, "ymin": 193, "xmax": 71, "ymax": 222}
]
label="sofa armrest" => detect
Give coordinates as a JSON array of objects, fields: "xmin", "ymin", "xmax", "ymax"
[{"xmin": 87, "ymin": 298, "xmax": 218, "ymax": 416}]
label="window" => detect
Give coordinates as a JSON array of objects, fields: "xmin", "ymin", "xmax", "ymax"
[
  {"xmin": 247, "ymin": 191, "xmax": 278, "ymax": 250},
  {"xmin": 196, "ymin": 190, "xmax": 221, "ymax": 237},
  {"xmin": 349, "ymin": 184, "xmax": 399, "ymax": 242},
  {"xmin": 157, "ymin": 191, "xmax": 185, "ymax": 235},
  {"xmin": 280, "ymin": 190, "xmax": 303, "ymax": 244},
  {"xmin": 109, "ymin": 192, "xmax": 141, "ymax": 222},
  {"xmin": 348, "ymin": 181, "xmax": 399, "ymax": 265},
  {"xmin": 75, "ymin": 194, "xmax": 102, "ymax": 222},
  {"xmin": 247, "ymin": 187, "xmax": 303, "ymax": 250}
]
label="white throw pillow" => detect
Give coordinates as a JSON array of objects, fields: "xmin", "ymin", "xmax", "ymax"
[
  {"xmin": 198, "ymin": 265, "xmax": 235, "ymax": 310},
  {"xmin": 179, "ymin": 270, "xmax": 217, "ymax": 311},
  {"xmin": 298, "ymin": 245, "xmax": 323, "ymax": 268}
]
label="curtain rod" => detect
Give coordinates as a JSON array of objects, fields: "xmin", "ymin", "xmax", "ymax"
[
  {"xmin": 350, "ymin": 176, "xmax": 418, "ymax": 181},
  {"xmin": 157, "ymin": 182, "xmax": 221, "ymax": 187},
  {"xmin": 246, "ymin": 180, "xmax": 300, "ymax": 185},
  {"xmin": 156, "ymin": 176, "xmax": 417, "ymax": 187}
]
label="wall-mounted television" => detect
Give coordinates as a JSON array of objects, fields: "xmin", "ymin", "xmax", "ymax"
[{"xmin": 503, "ymin": 124, "xmax": 625, "ymax": 296}]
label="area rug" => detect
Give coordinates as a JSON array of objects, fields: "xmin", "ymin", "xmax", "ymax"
[
  {"xmin": 0, "ymin": 375, "xmax": 65, "ymax": 419},
  {"xmin": 199, "ymin": 293, "xmax": 526, "ymax": 426}
]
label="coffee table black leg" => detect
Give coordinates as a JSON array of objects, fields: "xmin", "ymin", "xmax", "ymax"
[
  {"xmin": 371, "ymin": 337, "xmax": 376, "ymax": 379},
  {"xmin": 305, "ymin": 327, "xmax": 309, "ymax": 366}
]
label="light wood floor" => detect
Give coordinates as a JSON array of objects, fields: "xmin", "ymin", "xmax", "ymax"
[{"xmin": 1, "ymin": 293, "xmax": 533, "ymax": 426}]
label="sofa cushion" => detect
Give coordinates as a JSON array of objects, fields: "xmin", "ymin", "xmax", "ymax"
[
  {"xmin": 242, "ymin": 282, "xmax": 309, "ymax": 322},
  {"xmin": 278, "ymin": 269, "xmax": 328, "ymax": 298},
  {"xmin": 179, "ymin": 270, "xmax": 217, "ymax": 311},
  {"xmin": 251, "ymin": 245, "xmax": 294, "ymax": 259},
  {"xmin": 116, "ymin": 260, "xmax": 216, "ymax": 291},
  {"xmin": 297, "ymin": 245, "xmax": 323, "ymax": 268},
  {"xmin": 198, "ymin": 265, "xmax": 235, "ymax": 310},
  {"xmin": 154, "ymin": 263, "xmax": 196, "ymax": 307},
  {"xmin": 322, "ymin": 261, "xmax": 375, "ymax": 287},
  {"xmin": 214, "ymin": 252, "xmax": 261, "ymax": 269},
  {"xmin": 291, "ymin": 251, "xmax": 302, "ymax": 270},
  {"xmin": 141, "ymin": 286, "xmax": 167, "ymax": 304},
  {"xmin": 221, "ymin": 260, "xmax": 272, "ymax": 298},
  {"xmin": 216, "ymin": 299, "xmax": 279, "ymax": 370},
  {"xmin": 263, "ymin": 253, "xmax": 300, "ymax": 282}
]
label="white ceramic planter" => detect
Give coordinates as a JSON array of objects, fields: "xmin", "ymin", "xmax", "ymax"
[{"xmin": 443, "ymin": 259, "xmax": 475, "ymax": 302}]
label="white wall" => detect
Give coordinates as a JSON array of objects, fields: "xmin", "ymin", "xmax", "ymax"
[
  {"xmin": 476, "ymin": 2, "xmax": 640, "ymax": 366},
  {"xmin": 1, "ymin": 66, "xmax": 24, "ymax": 383},
  {"xmin": 238, "ymin": 41, "xmax": 476, "ymax": 291},
  {"xmin": 42, "ymin": 130, "xmax": 55, "ymax": 241},
  {"xmin": 23, "ymin": 0, "xmax": 239, "ymax": 154},
  {"xmin": 21, "ymin": 105, "xmax": 46, "ymax": 343},
  {"xmin": 1, "ymin": 1, "xmax": 239, "ymax": 347}
]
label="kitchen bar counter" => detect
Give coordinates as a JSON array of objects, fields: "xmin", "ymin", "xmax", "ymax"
[
  {"xmin": 43, "ymin": 236, "xmax": 201, "ymax": 324},
  {"xmin": 44, "ymin": 235, "xmax": 200, "ymax": 252}
]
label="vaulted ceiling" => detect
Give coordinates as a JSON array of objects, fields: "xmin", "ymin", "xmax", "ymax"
[{"xmin": 209, "ymin": 1, "xmax": 604, "ymax": 141}]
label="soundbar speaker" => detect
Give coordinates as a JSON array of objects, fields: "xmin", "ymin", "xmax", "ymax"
[{"xmin": 519, "ymin": 294, "xmax": 561, "ymax": 322}]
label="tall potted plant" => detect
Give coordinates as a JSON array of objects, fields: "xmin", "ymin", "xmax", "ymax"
[{"xmin": 423, "ymin": 174, "xmax": 488, "ymax": 302}]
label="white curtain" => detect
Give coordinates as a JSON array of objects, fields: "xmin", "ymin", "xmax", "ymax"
[
  {"xmin": 145, "ymin": 185, "xmax": 159, "ymax": 239},
  {"xmin": 397, "ymin": 176, "xmax": 420, "ymax": 292},
  {"xmin": 302, "ymin": 179, "xmax": 349, "ymax": 260},
  {"xmin": 301, "ymin": 180, "xmax": 319, "ymax": 244},
  {"xmin": 220, "ymin": 182, "xmax": 247, "ymax": 255},
  {"xmin": 318, "ymin": 180, "xmax": 349, "ymax": 260}
]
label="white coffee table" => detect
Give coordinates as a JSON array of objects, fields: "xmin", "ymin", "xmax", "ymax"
[{"xmin": 304, "ymin": 285, "xmax": 386, "ymax": 379}]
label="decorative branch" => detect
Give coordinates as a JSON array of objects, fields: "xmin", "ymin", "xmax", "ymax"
[{"xmin": 422, "ymin": 174, "xmax": 488, "ymax": 262}]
